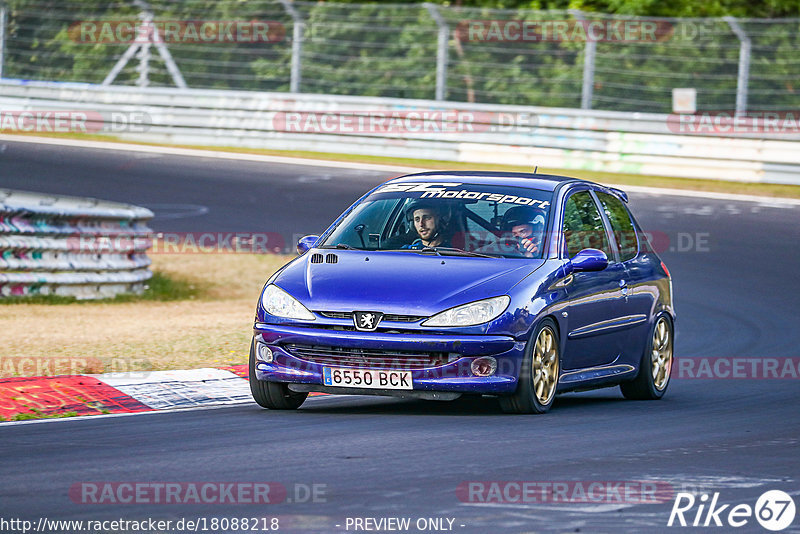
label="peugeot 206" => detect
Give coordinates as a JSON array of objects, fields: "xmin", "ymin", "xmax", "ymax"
[{"xmin": 249, "ymin": 171, "xmax": 674, "ymax": 413}]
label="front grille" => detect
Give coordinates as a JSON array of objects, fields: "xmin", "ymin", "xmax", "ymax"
[
  {"xmin": 284, "ymin": 344, "xmax": 455, "ymax": 369},
  {"xmin": 301, "ymin": 324, "xmax": 426, "ymax": 335},
  {"xmin": 319, "ymin": 311, "xmax": 351, "ymax": 319},
  {"xmin": 384, "ymin": 313, "xmax": 426, "ymax": 322},
  {"xmin": 318, "ymin": 311, "xmax": 426, "ymax": 322}
]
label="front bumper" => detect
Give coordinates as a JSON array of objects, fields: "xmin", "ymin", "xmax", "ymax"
[{"xmin": 252, "ymin": 323, "xmax": 524, "ymax": 395}]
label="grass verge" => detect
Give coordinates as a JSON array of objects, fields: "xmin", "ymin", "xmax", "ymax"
[
  {"xmin": 5, "ymin": 131, "xmax": 800, "ymax": 199},
  {"xmin": 0, "ymin": 252, "xmax": 294, "ymax": 377},
  {"xmin": 2, "ymin": 410, "xmax": 80, "ymax": 422},
  {"xmin": 0, "ymin": 271, "xmax": 200, "ymax": 305}
]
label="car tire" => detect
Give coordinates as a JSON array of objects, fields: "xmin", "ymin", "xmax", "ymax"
[
  {"xmin": 249, "ymin": 338, "xmax": 308, "ymax": 410},
  {"xmin": 620, "ymin": 314, "xmax": 674, "ymax": 400},
  {"xmin": 500, "ymin": 318, "xmax": 560, "ymax": 414}
]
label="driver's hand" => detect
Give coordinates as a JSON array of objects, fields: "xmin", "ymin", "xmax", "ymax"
[{"xmin": 520, "ymin": 237, "xmax": 539, "ymax": 256}]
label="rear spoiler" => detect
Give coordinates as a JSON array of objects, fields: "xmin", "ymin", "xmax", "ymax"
[{"xmin": 607, "ymin": 187, "xmax": 629, "ymax": 203}]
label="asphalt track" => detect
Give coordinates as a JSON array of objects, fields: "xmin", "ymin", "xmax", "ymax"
[{"xmin": 1, "ymin": 140, "xmax": 799, "ymax": 533}]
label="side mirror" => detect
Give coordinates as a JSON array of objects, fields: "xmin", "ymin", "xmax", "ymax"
[
  {"xmin": 570, "ymin": 248, "xmax": 608, "ymax": 272},
  {"xmin": 297, "ymin": 235, "xmax": 320, "ymax": 255}
]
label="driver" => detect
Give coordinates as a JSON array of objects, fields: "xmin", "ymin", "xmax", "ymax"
[
  {"xmin": 501, "ymin": 206, "xmax": 545, "ymax": 257},
  {"xmin": 387, "ymin": 199, "xmax": 452, "ymax": 249}
]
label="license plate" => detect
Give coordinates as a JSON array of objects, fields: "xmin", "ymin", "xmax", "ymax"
[{"xmin": 322, "ymin": 367, "xmax": 412, "ymax": 390}]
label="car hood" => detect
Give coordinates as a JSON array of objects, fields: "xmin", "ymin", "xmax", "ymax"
[{"xmin": 273, "ymin": 250, "xmax": 543, "ymax": 316}]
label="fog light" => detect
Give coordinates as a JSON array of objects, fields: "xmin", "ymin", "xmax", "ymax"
[
  {"xmin": 256, "ymin": 343, "xmax": 274, "ymax": 363},
  {"xmin": 471, "ymin": 356, "xmax": 497, "ymax": 377}
]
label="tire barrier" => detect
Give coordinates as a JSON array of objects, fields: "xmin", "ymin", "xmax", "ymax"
[{"xmin": 0, "ymin": 189, "xmax": 153, "ymax": 299}]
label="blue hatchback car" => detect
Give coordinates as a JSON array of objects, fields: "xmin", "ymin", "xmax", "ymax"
[{"xmin": 250, "ymin": 171, "xmax": 674, "ymax": 413}]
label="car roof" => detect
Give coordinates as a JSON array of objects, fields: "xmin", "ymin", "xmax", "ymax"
[{"xmin": 385, "ymin": 170, "xmax": 588, "ymax": 192}]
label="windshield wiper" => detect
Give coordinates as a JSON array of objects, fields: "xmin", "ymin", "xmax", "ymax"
[
  {"xmin": 415, "ymin": 246, "xmax": 496, "ymax": 258},
  {"xmin": 436, "ymin": 247, "xmax": 497, "ymax": 258},
  {"xmin": 317, "ymin": 243, "xmax": 361, "ymax": 250},
  {"xmin": 379, "ymin": 247, "xmax": 499, "ymax": 258}
]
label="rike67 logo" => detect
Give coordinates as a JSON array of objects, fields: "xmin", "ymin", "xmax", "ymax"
[{"xmin": 668, "ymin": 490, "xmax": 796, "ymax": 531}]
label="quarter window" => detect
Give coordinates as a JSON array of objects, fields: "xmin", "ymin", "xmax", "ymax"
[
  {"xmin": 596, "ymin": 191, "xmax": 638, "ymax": 262},
  {"xmin": 562, "ymin": 191, "xmax": 612, "ymax": 259}
]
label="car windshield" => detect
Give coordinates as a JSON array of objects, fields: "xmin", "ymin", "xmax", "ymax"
[{"xmin": 319, "ymin": 182, "xmax": 553, "ymax": 258}]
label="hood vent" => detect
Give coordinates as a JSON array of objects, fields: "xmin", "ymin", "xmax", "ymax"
[
  {"xmin": 325, "ymin": 253, "xmax": 338, "ymax": 264},
  {"xmin": 310, "ymin": 253, "xmax": 324, "ymax": 263}
]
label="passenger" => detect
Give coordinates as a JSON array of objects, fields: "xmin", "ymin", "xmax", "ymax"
[{"xmin": 501, "ymin": 206, "xmax": 546, "ymax": 258}]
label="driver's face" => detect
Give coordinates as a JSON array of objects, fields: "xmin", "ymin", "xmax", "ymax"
[{"xmin": 413, "ymin": 208, "xmax": 439, "ymax": 241}]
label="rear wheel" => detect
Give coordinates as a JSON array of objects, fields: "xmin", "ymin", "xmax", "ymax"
[
  {"xmin": 620, "ymin": 315, "xmax": 673, "ymax": 400},
  {"xmin": 249, "ymin": 338, "xmax": 308, "ymax": 410},
  {"xmin": 500, "ymin": 318, "xmax": 560, "ymax": 414}
]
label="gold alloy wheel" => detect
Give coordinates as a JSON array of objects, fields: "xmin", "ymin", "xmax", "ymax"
[
  {"xmin": 651, "ymin": 317, "xmax": 673, "ymax": 390},
  {"xmin": 533, "ymin": 326, "xmax": 559, "ymax": 405}
]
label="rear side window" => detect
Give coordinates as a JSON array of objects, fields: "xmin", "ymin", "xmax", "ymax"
[
  {"xmin": 562, "ymin": 191, "xmax": 612, "ymax": 259},
  {"xmin": 596, "ymin": 191, "xmax": 638, "ymax": 262}
]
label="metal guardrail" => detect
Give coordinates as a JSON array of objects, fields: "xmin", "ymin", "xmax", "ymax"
[
  {"xmin": 0, "ymin": 80, "xmax": 799, "ymax": 184},
  {"xmin": 0, "ymin": 188, "xmax": 153, "ymax": 299}
]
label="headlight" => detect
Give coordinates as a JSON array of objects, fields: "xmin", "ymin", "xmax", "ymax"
[
  {"xmin": 261, "ymin": 284, "xmax": 315, "ymax": 320},
  {"xmin": 422, "ymin": 296, "xmax": 510, "ymax": 327}
]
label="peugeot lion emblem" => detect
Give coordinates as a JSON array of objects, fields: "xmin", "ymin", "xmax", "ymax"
[{"xmin": 353, "ymin": 311, "xmax": 383, "ymax": 331}]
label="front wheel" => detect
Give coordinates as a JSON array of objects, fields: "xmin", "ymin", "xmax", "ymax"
[
  {"xmin": 249, "ymin": 338, "xmax": 308, "ymax": 410},
  {"xmin": 500, "ymin": 318, "xmax": 560, "ymax": 414},
  {"xmin": 620, "ymin": 315, "xmax": 674, "ymax": 400}
]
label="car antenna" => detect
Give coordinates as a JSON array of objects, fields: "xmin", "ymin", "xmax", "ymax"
[{"xmin": 533, "ymin": 166, "xmax": 538, "ymax": 174}]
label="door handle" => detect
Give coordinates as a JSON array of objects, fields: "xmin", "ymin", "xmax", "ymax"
[{"xmin": 550, "ymin": 274, "xmax": 574, "ymax": 290}]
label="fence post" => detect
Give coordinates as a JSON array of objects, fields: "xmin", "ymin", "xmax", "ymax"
[
  {"xmin": 424, "ymin": 3, "xmax": 448, "ymax": 101},
  {"xmin": 570, "ymin": 10, "xmax": 595, "ymax": 110},
  {"xmin": 724, "ymin": 16, "xmax": 750, "ymax": 116},
  {"xmin": 136, "ymin": 33, "xmax": 152, "ymax": 87},
  {"xmin": 279, "ymin": 0, "xmax": 303, "ymax": 93},
  {"xmin": 0, "ymin": 1, "xmax": 7, "ymax": 80}
]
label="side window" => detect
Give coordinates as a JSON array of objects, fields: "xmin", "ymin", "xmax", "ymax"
[
  {"xmin": 596, "ymin": 192, "xmax": 638, "ymax": 262},
  {"xmin": 562, "ymin": 191, "xmax": 612, "ymax": 259}
]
